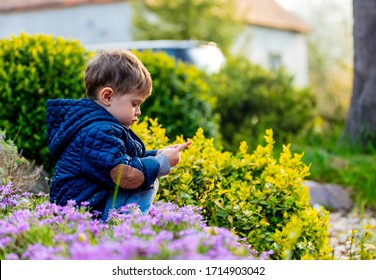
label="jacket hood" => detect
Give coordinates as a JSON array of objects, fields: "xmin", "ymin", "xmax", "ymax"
[{"xmin": 46, "ymin": 98, "xmax": 120, "ymax": 159}]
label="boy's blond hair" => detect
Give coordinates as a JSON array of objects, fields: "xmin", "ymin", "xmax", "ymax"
[{"xmin": 84, "ymin": 49, "xmax": 152, "ymax": 99}]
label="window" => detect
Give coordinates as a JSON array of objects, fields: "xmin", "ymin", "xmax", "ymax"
[{"xmin": 268, "ymin": 53, "xmax": 282, "ymax": 71}]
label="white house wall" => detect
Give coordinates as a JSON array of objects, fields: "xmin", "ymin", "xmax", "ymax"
[
  {"xmin": 0, "ymin": 2, "xmax": 133, "ymax": 44},
  {"xmin": 0, "ymin": 2, "xmax": 308, "ymax": 87},
  {"xmin": 233, "ymin": 25, "xmax": 308, "ymax": 87}
]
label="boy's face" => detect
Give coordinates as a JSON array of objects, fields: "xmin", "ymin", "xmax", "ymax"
[{"xmin": 107, "ymin": 92, "xmax": 148, "ymax": 128}]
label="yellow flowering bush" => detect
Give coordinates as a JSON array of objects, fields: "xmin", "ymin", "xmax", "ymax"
[{"xmin": 133, "ymin": 119, "xmax": 332, "ymax": 259}]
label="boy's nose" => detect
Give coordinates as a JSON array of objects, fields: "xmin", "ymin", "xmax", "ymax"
[{"xmin": 135, "ymin": 107, "xmax": 141, "ymax": 116}]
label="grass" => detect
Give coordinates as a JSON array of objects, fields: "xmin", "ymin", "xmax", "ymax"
[{"xmin": 290, "ymin": 128, "xmax": 376, "ymax": 210}]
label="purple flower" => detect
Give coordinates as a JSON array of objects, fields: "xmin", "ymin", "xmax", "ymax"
[
  {"xmin": 22, "ymin": 244, "xmax": 64, "ymax": 260},
  {"xmin": 112, "ymin": 223, "xmax": 136, "ymax": 239},
  {"xmin": 0, "ymin": 236, "xmax": 12, "ymax": 249},
  {"xmin": 259, "ymin": 250, "xmax": 274, "ymax": 260},
  {"xmin": 69, "ymin": 242, "xmax": 125, "ymax": 260},
  {"xmin": 67, "ymin": 200, "xmax": 77, "ymax": 207},
  {"xmin": 154, "ymin": 230, "xmax": 174, "ymax": 243},
  {"xmin": 88, "ymin": 220, "xmax": 108, "ymax": 237},
  {"xmin": 139, "ymin": 226, "xmax": 155, "ymax": 236},
  {"xmin": 0, "ymin": 183, "xmax": 264, "ymax": 260},
  {"xmin": 0, "ymin": 184, "xmax": 13, "ymax": 195},
  {"xmin": 80, "ymin": 201, "xmax": 90, "ymax": 207},
  {"xmin": 54, "ymin": 233, "xmax": 78, "ymax": 244},
  {"xmin": 5, "ymin": 253, "xmax": 19, "ymax": 260},
  {"xmin": 0, "ymin": 183, "xmax": 21, "ymax": 209}
]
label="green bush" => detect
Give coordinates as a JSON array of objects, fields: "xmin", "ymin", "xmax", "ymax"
[
  {"xmin": 0, "ymin": 34, "xmax": 220, "ymax": 173},
  {"xmin": 208, "ymin": 55, "xmax": 316, "ymax": 151},
  {"xmin": 133, "ymin": 119, "xmax": 333, "ymax": 260},
  {"xmin": 0, "ymin": 33, "xmax": 89, "ymax": 172},
  {"xmin": 133, "ymin": 50, "xmax": 220, "ymax": 140}
]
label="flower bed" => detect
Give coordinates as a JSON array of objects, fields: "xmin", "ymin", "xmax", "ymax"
[{"xmin": 0, "ymin": 183, "xmax": 271, "ymax": 260}]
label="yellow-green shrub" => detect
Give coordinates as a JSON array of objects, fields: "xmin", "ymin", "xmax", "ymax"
[{"xmin": 133, "ymin": 119, "xmax": 332, "ymax": 259}]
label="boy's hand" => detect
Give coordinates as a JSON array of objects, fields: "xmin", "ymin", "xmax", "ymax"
[
  {"xmin": 160, "ymin": 141, "xmax": 192, "ymax": 167},
  {"xmin": 156, "ymin": 144, "xmax": 180, "ymax": 154}
]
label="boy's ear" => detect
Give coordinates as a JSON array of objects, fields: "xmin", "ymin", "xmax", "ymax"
[{"xmin": 98, "ymin": 87, "xmax": 114, "ymax": 106}]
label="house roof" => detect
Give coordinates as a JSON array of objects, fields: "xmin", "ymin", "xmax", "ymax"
[
  {"xmin": 0, "ymin": 0, "xmax": 309, "ymax": 33},
  {"xmin": 239, "ymin": 0, "xmax": 309, "ymax": 33}
]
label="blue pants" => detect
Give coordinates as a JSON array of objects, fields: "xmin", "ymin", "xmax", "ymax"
[{"xmin": 101, "ymin": 180, "xmax": 159, "ymax": 222}]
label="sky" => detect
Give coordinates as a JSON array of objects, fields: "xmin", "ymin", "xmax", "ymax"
[
  {"xmin": 275, "ymin": 0, "xmax": 353, "ymax": 23},
  {"xmin": 276, "ymin": 0, "xmax": 352, "ymax": 12},
  {"xmin": 275, "ymin": 0, "xmax": 301, "ymax": 10},
  {"xmin": 275, "ymin": 0, "xmax": 353, "ymax": 66}
]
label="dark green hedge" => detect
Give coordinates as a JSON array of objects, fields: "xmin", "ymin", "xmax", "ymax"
[
  {"xmin": 208, "ymin": 55, "xmax": 316, "ymax": 151},
  {"xmin": 0, "ymin": 33, "xmax": 88, "ymax": 172}
]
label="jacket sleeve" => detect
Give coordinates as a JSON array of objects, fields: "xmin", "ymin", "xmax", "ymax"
[
  {"xmin": 80, "ymin": 125, "xmax": 159, "ymax": 191},
  {"xmin": 144, "ymin": 150, "xmax": 158, "ymax": 157}
]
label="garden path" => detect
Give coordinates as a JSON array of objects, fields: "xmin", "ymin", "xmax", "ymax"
[
  {"xmin": 308, "ymin": 180, "xmax": 376, "ymax": 259},
  {"xmin": 328, "ymin": 209, "xmax": 376, "ymax": 259}
]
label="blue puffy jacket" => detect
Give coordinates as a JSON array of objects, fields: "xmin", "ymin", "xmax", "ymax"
[{"xmin": 46, "ymin": 98, "xmax": 160, "ymax": 211}]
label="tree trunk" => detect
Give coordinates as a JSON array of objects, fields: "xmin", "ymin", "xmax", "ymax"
[{"xmin": 342, "ymin": 0, "xmax": 376, "ymax": 149}]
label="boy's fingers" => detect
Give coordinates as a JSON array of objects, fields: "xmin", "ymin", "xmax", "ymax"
[{"xmin": 177, "ymin": 141, "xmax": 192, "ymax": 151}]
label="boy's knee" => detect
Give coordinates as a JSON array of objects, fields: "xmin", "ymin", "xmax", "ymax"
[{"xmin": 110, "ymin": 164, "xmax": 145, "ymax": 189}]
